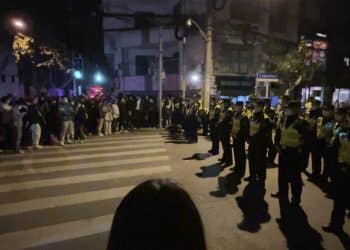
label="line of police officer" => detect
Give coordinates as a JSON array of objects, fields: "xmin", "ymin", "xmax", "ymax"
[{"xmin": 207, "ymin": 96, "xmax": 350, "ymax": 233}]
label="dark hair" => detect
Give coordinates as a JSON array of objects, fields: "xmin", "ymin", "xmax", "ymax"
[{"xmin": 107, "ymin": 179, "xmax": 206, "ymax": 250}]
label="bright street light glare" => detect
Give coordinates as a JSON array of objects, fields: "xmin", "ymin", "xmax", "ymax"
[
  {"xmin": 191, "ymin": 73, "xmax": 200, "ymax": 83},
  {"xmin": 316, "ymin": 32, "xmax": 327, "ymax": 38},
  {"xmin": 94, "ymin": 72, "xmax": 104, "ymax": 83},
  {"xmin": 73, "ymin": 70, "xmax": 83, "ymax": 79},
  {"xmin": 12, "ymin": 19, "xmax": 26, "ymax": 30}
]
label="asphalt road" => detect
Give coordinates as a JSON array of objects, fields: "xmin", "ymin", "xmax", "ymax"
[{"xmin": 0, "ymin": 129, "xmax": 349, "ymax": 250}]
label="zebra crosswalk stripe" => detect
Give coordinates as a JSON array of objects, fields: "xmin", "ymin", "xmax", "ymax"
[
  {"xmin": 0, "ymin": 155, "xmax": 169, "ymax": 177},
  {"xmin": 0, "ymin": 214, "xmax": 114, "ymax": 250},
  {"xmin": 0, "ymin": 165, "xmax": 172, "ymax": 192},
  {"xmin": 0, "ymin": 185, "xmax": 135, "ymax": 216},
  {"xmin": 0, "ymin": 148, "xmax": 166, "ymax": 167},
  {"xmin": 0, "ymin": 132, "xmax": 171, "ymax": 249}
]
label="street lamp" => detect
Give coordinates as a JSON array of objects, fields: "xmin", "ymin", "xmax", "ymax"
[
  {"xmin": 94, "ymin": 71, "xmax": 104, "ymax": 83},
  {"xmin": 186, "ymin": 16, "xmax": 213, "ymax": 110},
  {"xmin": 12, "ymin": 19, "xmax": 26, "ymax": 31},
  {"xmin": 191, "ymin": 73, "xmax": 200, "ymax": 83}
]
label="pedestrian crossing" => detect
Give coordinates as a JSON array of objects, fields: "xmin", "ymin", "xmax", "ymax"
[{"xmin": 0, "ymin": 132, "xmax": 171, "ymax": 250}]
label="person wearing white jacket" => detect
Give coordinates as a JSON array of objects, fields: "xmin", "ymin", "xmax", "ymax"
[
  {"xmin": 103, "ymin": 103, "xmax": 113, "ymax": 136},
  {"xmin": 112, "ymin": 100, "xmax": 120, "ymax": 134}
]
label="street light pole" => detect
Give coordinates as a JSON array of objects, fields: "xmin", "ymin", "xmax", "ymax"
[
  {"xmin": 159, "ymin": 26, "xmax": 164, "ymax": 129},
  {"xmin": 203, "ymin": 1, "xmax": 213, "ymax": 110}
]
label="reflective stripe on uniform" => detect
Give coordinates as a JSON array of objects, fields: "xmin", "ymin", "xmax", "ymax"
[
  {"xmin": 280, "ymin": 126, "xmax": 301, "ymax": 148},
  {"xmin": 232, "ymin": 117, "xmax": 241, "ymax": 136},
  {"xmin": 249, "ymin": 121, "xmax": 260, "ymax": 137}
]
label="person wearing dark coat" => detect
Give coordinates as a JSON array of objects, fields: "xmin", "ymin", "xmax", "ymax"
[
  {"xmin": 231, "ymin": 101, "xmax": 250, "ymax": 176},
  {"xmin": 245, "ymin": 100, "xmax": 272, "ymax": 187},
  {"xmin": 274, "ymin": 101, "xmax": 310, "ymax": 221},
  {"xmin": 218, "ymin": 107, "xmax": 234, "ymax": 167},
  {"xmin": 208, "ymin": 105, "xmax": 221, "ymax": 155},
  {"xmin": 187, "ymin": 104, "xmax": 201, "ymax": 143}
]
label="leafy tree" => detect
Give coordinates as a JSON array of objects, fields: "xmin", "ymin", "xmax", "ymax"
[
  {"xmin": 266, "ymin": 36, "xmax": 321, "ymax": 99},
  {"xmin": 12, "ymin": 33, "xmax": 68, "ymax": 69}
]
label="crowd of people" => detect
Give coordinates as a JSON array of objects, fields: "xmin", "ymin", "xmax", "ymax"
[
  {"xmin": 0, "ymin": 93, "xmax": 163, "ymax": 154},
  {"xmin": 1, "ymin": 91, "xmax": 349, "ymax": 238}
]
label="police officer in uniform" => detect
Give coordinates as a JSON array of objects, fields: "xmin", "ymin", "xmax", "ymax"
[
  {"xmin": 264, "ymin": 99, "xmax": 277, "ymax": 167},
  {"xmin": 323, "ymin": 108, "xmax": 350, "ymax": 233},
  {"xmin": 275, "ymin": 101, "xmax": 309, "ymax": 218},
  {"xmin": 218, "ymin": 107, "xmax": 234, "ymax": 167},
  {"xmin": 245, "ymin": 100, "xmax": 272, "ymax": 187},
  {"xmin": 314, "ymin": 105, "xmax": 336, "ymax": 182},
  {"xmin": 305, "ymin": 100, "xmax": 322, "ymax": 177},
  {"xmin": 208, "ymin": 104, "xmax": 221, "ymax": 155},
  {"xmin": 231, "ymin": 101, "xmax": 249, "ymax": 176}
]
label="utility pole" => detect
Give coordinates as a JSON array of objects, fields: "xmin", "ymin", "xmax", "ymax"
[
  {"xmin": 179, "ymin": 39, "xmax": 186, "ymax": 99},
  {"xmin": 203, "ymin": 0, "xmax": 213, "ymax": 110},
  {"xmin": 179, "ymin": 0, "xmax": 186, "ymax": 99},
  {"xmin": 159, "ymin": 26, "xmax": 163, "ymax": 129}
]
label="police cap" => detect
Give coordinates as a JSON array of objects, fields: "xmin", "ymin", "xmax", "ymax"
[{"xmin": 236, "ymin": 101, "xmax": 244, "ymax": 107}]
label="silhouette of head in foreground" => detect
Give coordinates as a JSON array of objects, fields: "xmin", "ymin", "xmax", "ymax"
[{"xmin": 107, "ymin": 179, "xmax": 207, "ymax": 250}]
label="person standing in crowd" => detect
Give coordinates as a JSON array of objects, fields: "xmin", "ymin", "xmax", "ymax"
[
  {"xmin": 104, "ymin": 101, "xmax": 113, "ymax": 136},
  {"xmin": 118, "ymin": 96, "xmax": 128, "ymax": 132},
  {"xmin": 304, "ymin": 99, "xmax": 322, "ymax": 177},
  {"xmin": 312, "ymin": 105, "xmax": 336, "ymax": 183},
  {"xmin": 162, "ymin": 98, "xmax": 171, "ymax": 128},
  {"xmin": 187, "ymin": 104, "xmax": 201, "ymax": 143},
  {"xmin": 199, "ymin": 108, "xmax": 209, "ymax": 136},
  {"xmin": 274, "ymin": 101, "xmax": 309, "ymax": 221},
  {"xmin": 46, "ymin": 98, "xmax": 61, "ymax": 145},
  {"xmin": 231, "ymin": 101, "xmax": 250, "ymax": 176},
  {"xmin": 148, "ymin": 97, "xmax": 157, "ymax": 128},
  {"xmin": 38, "ymin": 94, "xmax": 50, "ymax": 145},
  {"xmin": 126, "ymin": 96, "xmax": 134, "ymax": 131},
  {"xmin": 75, "ymin": 102, "xmax": 88, "ymax": 143},
  {"xmin": 245, "ymin": 99, "xmax": 272, "ymax": 187},
  {"xmin": 264, "ymin": 99, "xmax": 277, "ymax": 167},
  {"xmin": 323, "ymin": 108, "xmax": 350, "ymax": 233},
  {"xmin": 111, "ymin": 99, "xmax": 120, "ymax": 134},
  {"xmin": 11, "ymin": 99, "xmax": 26, "ymax": 154},
  {"xmin": 27, "ymin": 97, "xmax": 43, "ymax": 149},
  {"xmin": 218, "ymin": 107, "xmax": 234, "ymax": 167},
  {"xmin": 0, "ymin": 96, "xmax": 13, "ymax": 152},
  {"xmin": 97, "ymin": 99, "xmax": 106, "ymax": 136},
  {"xmin": 59, "ymin": 97, "xmax": 75, "ymax": 145},
  {"xmin": 135, "ymin": 96, "xmax": 143, "ymax": 129},
  {"xmin": 208, "ymin": 104, "xmax": 221, "ymax": 155}
]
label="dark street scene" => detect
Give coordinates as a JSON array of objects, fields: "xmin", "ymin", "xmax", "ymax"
[{"xmin": 1, "ymin": 0, "xmax": 350, "ymax": 249}]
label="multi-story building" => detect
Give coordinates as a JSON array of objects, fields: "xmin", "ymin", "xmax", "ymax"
[
  {"xmin": 103, "ymin": 0, "xmax": 301, "ymax": 99},
  {"xmin": 0, "ymin": 48, "xmax": 23, "ymax": 97}
]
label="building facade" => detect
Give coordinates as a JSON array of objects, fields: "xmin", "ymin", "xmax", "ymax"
[{"xmin": 103, "ymin": 0, "xmax": 301, "ymax": 98}]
